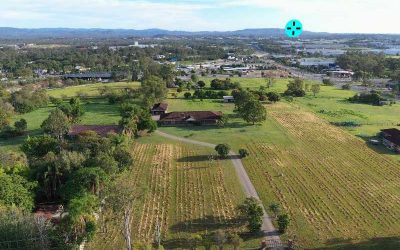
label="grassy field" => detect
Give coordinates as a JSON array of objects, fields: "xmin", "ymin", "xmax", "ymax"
[
  {"xmin": 47, "ymin": 81, "xmax": 140, "ymax": 98},
  {"xmin": 87, "ymin": 139, "xmax": 252, "ymax": 249},
  {"xmin": 0, "ymin": 81, "xmax": 137, "ymax": 150},
  {"xmin": 159, "ymin": 77, "xmax": 400, "ymax": 248}
]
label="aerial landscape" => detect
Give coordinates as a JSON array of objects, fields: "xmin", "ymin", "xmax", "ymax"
[{"xmin": 0, "ymin": 1, "xmax": 400, "ymax": 249}]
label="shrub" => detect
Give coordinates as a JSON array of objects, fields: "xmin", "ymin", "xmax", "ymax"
[
  {"xmin": 239, "ymin": 149, "xmax": 249, "ymax": 158},
  {"xmin": 322, "ymin": 78, "xmax": 334, "ymax": 86},
  {"xmin": 267, "ymin": 92, "xmax": 281, "ymax": 102},
  {"xmin": 184, "ymin": 92, "xmax": 192, "ymax": 99},
  {"xmin": 277, "ymin": 214, "xmax": 290, "ymax": 233},
  {"xmin": 14, "ymin": 118, "xmax": 27, "ymax": 134},
  {"xmin": 215, "ymin": 144, "xmax": 231, "ymax": 158},
  {"xmin": 342, "ymin": 83, "xmax": 351, "ymax": 90}
]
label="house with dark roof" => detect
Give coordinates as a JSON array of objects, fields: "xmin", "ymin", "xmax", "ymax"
[
  {"xmin": 159, "ymin": 111, "xmax": 222, "ymax": 126},
  {"xmin": 381, "ymin": 128, "xmax": 400, "ymax": 153},
  {"xmin": 63, "ymin": 72, "xmax": 112, "ymax": 81},
  {"xmin": 151, "ymin": 103, "xmax": 168, "ymax": 115},
  {"xmin": 69, "ymin": 125, "xmax": 121, "ymax": 137}
]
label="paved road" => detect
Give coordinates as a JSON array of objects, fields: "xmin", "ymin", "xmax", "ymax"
[{"xmin": 156, "ymin": 130, "xmax": 282, "ymax": 246}]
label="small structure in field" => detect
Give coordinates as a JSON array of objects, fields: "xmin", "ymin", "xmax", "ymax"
[
  {"xmin": 151, "ymin": 103, "xmax": 168, "ymax": 115},
  {"xmin": 159, "ymin": 111, "xmax": 222, "ymax": 126},
  {"xmin": 381, "ymin": 128, "xmax": 400, "ymax": 153},
  {"xmin": 223, "ymin": 96, "xmax": 235, "ymax": 103},
  {"xmin": 69, "ymin": 125, "xmax": 121, "ymax": 137}
]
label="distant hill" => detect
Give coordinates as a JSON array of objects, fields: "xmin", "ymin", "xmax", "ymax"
[{"xmin": 0, "ymin": 27, "xmax": 398, "ymax": 39}]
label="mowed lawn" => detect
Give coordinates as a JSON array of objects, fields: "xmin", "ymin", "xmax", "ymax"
[
  {"xmin": 47, "ymin": 81, "xmax": 140, "ymax": 98},
  {"xmin": 87, "ymin": 139, "xmax": 249, "ymax": 250},
  {"xmin": 1, "ymin": 81, "xmax": 142, "ymax": 150}
]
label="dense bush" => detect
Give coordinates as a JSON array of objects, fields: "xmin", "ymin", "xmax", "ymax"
[
  {"xmin": 210, "ymin": 78, "xmax": 240, "ymax": 90},
  {"xmin": 348, "ymin": 92, "xmax": 386, "ymax": 105}
]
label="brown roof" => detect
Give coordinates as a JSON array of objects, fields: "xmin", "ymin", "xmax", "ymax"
[
  {"xmin": 151, "ymin": 103, "xmax": 168, "ymax": 111},
  {"xmin": 160, "ymin": 111, "xmax": 222, "ymax": 122},
  {"xmin": 381, "ymin": 128, "xmax": 400, "ymax": 146},
  {"xmin": 69, "ymin": 125, "xmax": 121, "ymax": 137}
]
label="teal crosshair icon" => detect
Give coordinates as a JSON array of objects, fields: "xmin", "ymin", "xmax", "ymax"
[{"xmin": 285, "ymin": 19, "xmax": 303, "ymax": 38}]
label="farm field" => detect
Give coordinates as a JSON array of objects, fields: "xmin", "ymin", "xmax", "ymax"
[
  {"xmin": 160, "ymin": 78, "xmax": 400, "ymax": 248},
  {"xmin": 242, "ymin": 103, "xmax": 400, "ymax": 249},
  {"xmin": 86, "ymin": 139, "xmax": 250, "ymax": 249}
]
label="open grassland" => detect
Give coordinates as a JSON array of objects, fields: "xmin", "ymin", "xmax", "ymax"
[
  {"xmin": 47, "ymin": 81, "xmax": 140, "ymax": 98},
  {"xmin": 87, "ymin": 140, "xmax": 248, "ymax": 249},
  {"xmin": 1, "ymin": 81, "xmax": 135, "ymax": 150},
  {"xmin": 0, "ymin": 99, "xmax": 121, "ymax": 150},
  {"xmin": 242, "ymin": 103, "xmax": 400, "ymax": 249}
]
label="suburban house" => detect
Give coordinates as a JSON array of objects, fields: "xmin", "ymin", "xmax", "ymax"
[
  {"xmin": 63, "ymin": 72, "xmax": 112, "ymax": 81},
  {"xmin": 151, "ymin": 103, "xmax": 168, "ymax": 115},
  {"xmin": 69, "ymin": 125, "xmax": 121, "ymax": 137},
  {"xmin": 159, "ymin": 111, "xmax": 222, "ymax": 126},
  {"xmin": 223, "ymin": 96, "xmax": 235, "ymax": 103},
  {"xmin": 381, "ymin": 128, "xmax": 400, "ymax": 153}
]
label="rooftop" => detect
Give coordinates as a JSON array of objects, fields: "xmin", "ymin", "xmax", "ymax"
[
  {"xmin": 151, "ymin": 102, "xmax": 168, "ymax": 111},
  {"xmin": 160, "ymin": 111, "xmax": 222, "ymax": 122},
  {"xmin": 381, "ymin": 128, "xmax": 400, "ymax": 146}
]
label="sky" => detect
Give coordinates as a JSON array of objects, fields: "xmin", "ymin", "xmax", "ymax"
[{"xmin": 0, "ymin": 0, "xmax": 399, "ymax": 34}]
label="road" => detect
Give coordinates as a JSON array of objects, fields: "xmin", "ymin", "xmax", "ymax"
[{"xmin": 155, "ymin": 130, "xmax": 282, "ymax": 246}]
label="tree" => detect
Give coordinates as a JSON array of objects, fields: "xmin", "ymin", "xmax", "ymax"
[
  {"xmin": 311, "ymin": 84, "xmax": 321, "ymax": 96},
  {"xmin": 191, "ymin": 73, "xmax": 198, "ymax": 83},
  {"xmin": 141, "ymin": 76, "xmax": 168, "ymax": 107},
  {"xmin": 14, "ymin": 118, "xmax": 27, "ymax": 134},
  {"xmin": 0, "ymin": 173, "xmax": 36, "ymax": 211},
  {"xmin": 239, "ymin": 149, "xmax": 249, "ymax": 158},
  {"xmin": 106, "ymin": 173, "xmax": 144, "ymax": 250},
  {"xmin": 213, "ymin": 230, "xmax": 227, "ymax": 250},
  {"xmin": 184, "ymin": 92, "xmax": 192, "ymax": 99},
  {"xmin": 41, "ymin": 108, "xmax": 70, "ymax": 140},
  {"xmin": 284, "ymin": 78, "xmax": 305, "ymax": 97},
  {"xmin": 267, "ymin": 92, "xmax": 281, "ymax": 103},
  {"xmin": 277, "ymin": 214, "xmax": 290, "ymax": 233},
  {"xmin": 269, "ymin": 203, "xmax": 281, "ymax": 219},
  {"xmin": 197, "ymin": 80, "xmax": 206, "ymax": 88},
  {"xmin": 238, "ymin": 99, "xmax": 266, "ymax": 125},
  {"xmin": 0, "ymin": 207, "xmax": 54, "ymax": 249},
  {"xmin": 0, "ymin": 101, "xmax": 14, "ymax": 130},
  {"xmin": 217, "ymin": 114, "xmax": 228, "ymax": 128},
  {"xmin": 265, "ymin": 77, "xmax": 275, "ymax": 88},
  {"xmin": 215, "ymin": 144, "xmax": 231, "ymax": 158},
  {"xmin": 238, "ymin": 197, "xmax": 264, "ymax": 233},
  {"xmin": 21, "ymin": 135, "xmax": 58, "ymax": 158}
]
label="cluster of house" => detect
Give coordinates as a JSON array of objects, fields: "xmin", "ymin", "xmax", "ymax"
[
  {"xmin": 67, "ymin": 102, "xmax": 224, "ymax": 138},
  {"xmin": 150, "ymin": 103, "xmax": 223, "ymax": 126}
]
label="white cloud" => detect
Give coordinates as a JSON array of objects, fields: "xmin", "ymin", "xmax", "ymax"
[{"xmin": 0, "ymin": 0, "xmax": 398, "ymax": 33}]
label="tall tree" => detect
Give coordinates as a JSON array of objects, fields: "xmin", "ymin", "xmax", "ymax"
[
  {"xmin": 41, "ymin": 109, "xmax": 70, "ymax": 140},
  {"xmin": 238, "ymin": 197, "xmax": 264, "ymax": 233},
  {"xmin": 106, "ymin": 173, "xmax": 144, "ymax": 250},
  {"xmin": 140, "ymin": 76, "xmax": 168, "ymax": 107},
  {"xmin": 311, "ymin": 84, "xmax": 321, "ymax": 96},
  {"xmin": 238, "ymin": 99, "xmax": 266, "ymax": 125}
]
